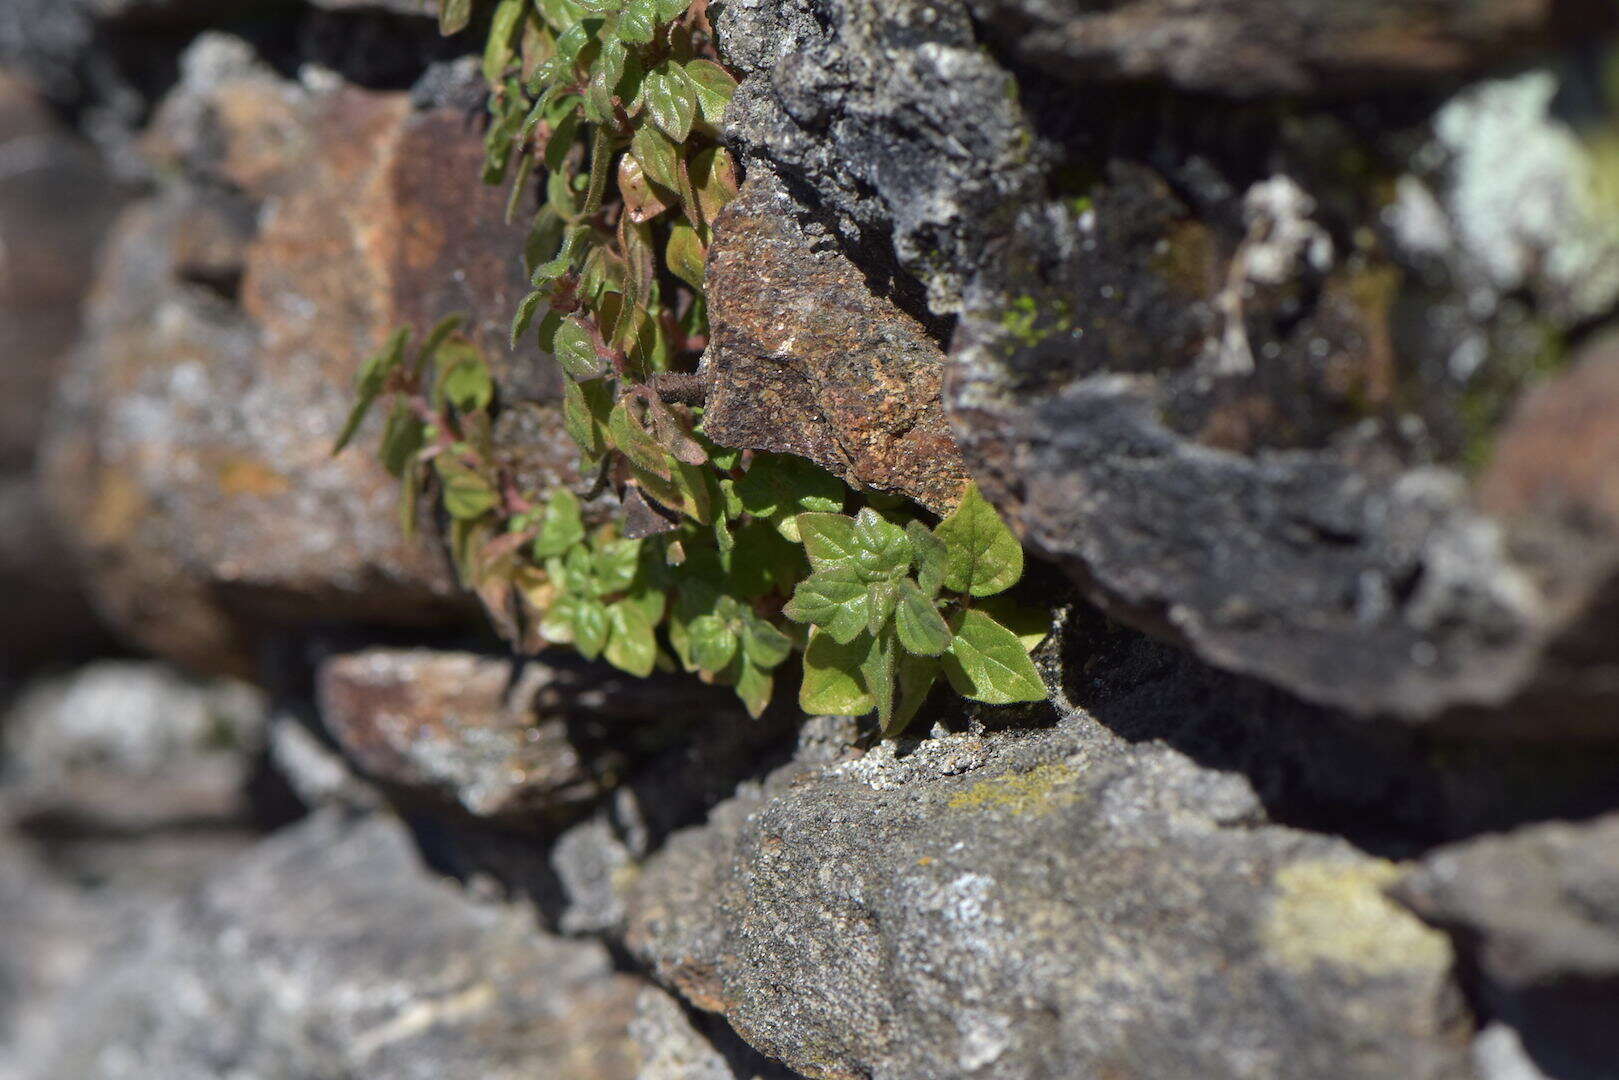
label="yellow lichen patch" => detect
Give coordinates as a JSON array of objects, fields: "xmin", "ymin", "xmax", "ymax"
[
  {"xmin": 218, "ymin": 458, "xmax": 291, "ymax": 497},
  {"xmin": 947, "ymin": 762, "xmax": 1078, "ymax": 817},
  {"xmin": 1263, "ymin": 859, "xmax": 1451, "ymax": 977}
]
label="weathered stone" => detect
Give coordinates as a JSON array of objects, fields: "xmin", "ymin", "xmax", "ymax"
[
  {"xmin": 628, "ymin": 714, "xmax": 1472, "ymax": 1079},
  {"xmin": 964, "ymin": 0, "xmax": 1557, "ymax": 98},
  {"xmin": 629, "ymin": 985, "xmax": 742, "ymax": 1080},
  {"xmin": 1394, "ymin": 813, "xmax": 1619, "ymax": 1080},
  {"xmin": 943, "ymin": 74, "xmax": 1619, "ymax": 732},
  {"xmin": 41, "ymin": 36, "xmax": 555, "ymax": 671},
  {"xmin": 318, "ymin": 647, "xmax": 764, "ymax": 828},
  {"xmin": 22, "ymin": 809, "xmax": 645, "ymax": 1080},
  {"xmin": 2, "ymin": 661, "xmax": 268, "ymax": 833},
  {"xmin": 702, "ymin": 171, "xmax": 970, "ymax": 512},
  {"xmin": 716, "ymin": 0, "xmax": 1043, "ymax": 316}
]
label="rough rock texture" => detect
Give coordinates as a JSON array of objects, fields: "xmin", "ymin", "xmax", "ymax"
[
  {"xmin": 40, "ymin": 34, "xmax": 550, "ymax": 672},
  {"xmin": 964, "ymin": 0, "xmax": 1558, "ymax": 97},
  {"xmin": 628, "ymin": 715, "xmax": 1472, "ymax": 1079},
  {"xmin": 319, "ymin": 647, "xmax": 761, "ymax": 827},
  {"xmin": 1395, "ymin": 814, "xmax": 1619, "ymax": 1080},
  {"xmin": 702, "ymin": 171, "xmax": 970, "ymax": 512},
  {"xmin": 21, "ymin": 809, "xmax": 645, "ymax": 1080}
]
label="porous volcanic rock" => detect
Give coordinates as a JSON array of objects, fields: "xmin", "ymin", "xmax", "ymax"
[
  {"xmin": 701, "ymin": 170, "xmax": 970, "ymax": 512},
  {"xmin": 1394, "ymin": 813, "xmax": 1619, "ymax": 1080},
  {"xmin": 20, "ymin": 809, "xmax": 645, "ymax": 1080},
  {"xmin": 627, "ymin": 714, "xmax": 1473, "ymax": 1079}
]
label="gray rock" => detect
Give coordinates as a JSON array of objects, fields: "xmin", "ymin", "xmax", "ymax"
[
  {"xmin": 24, "ymin": 809, "xmax": 645, "ymax": 1080},
  {"xmin": 630, "ymin": 986, "xmax": 739, "ymax": 1080},
  {"xmin": 1394, "ymin": 814, "xmax": 1619, "ymax": 1080},
  {"xmin": 628, "ymin": 714, "xmax": 1473, "ymax": 1079},
  {"xmin": 715, "ymin": 0, "xmax": 1043, "ymax": 315},
  {"xmin": 963, "ymin": 0, "xmax": 1558, "ymax": 98}
]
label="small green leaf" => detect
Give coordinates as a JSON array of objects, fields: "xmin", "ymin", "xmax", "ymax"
[
  {"xmin": 614, "ymin": 0, "xmax": 656, "ymax": 42},
  {"xmin": 907, "ymin": 521, "xmax": 948, "ymax": 598},
  {"xmin": 379, "ymin": 403, "xmax": 425, "ymax": 477},
  {"xmin": 665, "ymin": 219, "xmax": 706, "ymax": 290},
  {"xmin": 543, "ymin": 106, "xmax": 581, "ymax": 171},
  {"xmin": 861, "ymin": 626, "xmax": 898, "ymax": 731},
  {"xmin": 866, "ymin": 579, "xmax": 899, "ymax": 635},
  {"xmin": 440, "ymin": 355, "xmax": 494, "ymax": 413},
  {"xmin": 889, "ymin": 651, "xmax": 940, "ymax": 737},
  {"xmin": 610, "ymin": 397, "xmax": 675, "ymax": 481},
  {"xmin": 654, "ymin": 0, "xmax": 690, "ymax": 19},
  {"xmin": 728, "ymin": 521, "xmax": 805, "ymax": 599},
  {"xmin": 630, "ymin": 124, "xmax": 680, "ymax": 191},
  {"xmin": 976, "ymin": 595, "xmax": 1050, "ymax": 652},
  {"xmin": 679, "ymin": 59, "xmax": 737, "ymax": 125},
  {"xmin": 733, "ymin": 661, "xmax": 773, "ymax": 719},
  {"xmin": 587, "ymin": 38, "xmax": 628, "ymax": 118},
  {"xmin": 553, "ymin": 315, "xmax": 604, "ymax": 379},
  {"xmin": 606, "ymin": 598, "xmax": 657, "ymax": 676},
  {"xmin": 783, "ymin": 567, "xmax": 868, "ymax": 644},
  {"xmin": 439, "ymin": 0, "xmax": 473, "ymax": 35},
  {"xmin": 795, "ymin": 513, "xmax": 860, "ymax": 573},
  {"xmin": 851, "ymin": 508, "xmax": 911, "ymax": 582},
  {"xmin": 740, "ymin": 612, "xmax": 792, "ymax": 669},
  {"xmin": 483, "ymin": 0, "xmax": 526, "ymax": 83},
  {"xmin": 440, "ymin": 464, "xmax": 499, "ymax": 520},
  {"xmin": 893, "ymin": 579, "xmax": 951, "ymax": 656},
  {"xmin": 573, "ymin": 596, "xmax": 610, "ymax": 659},
  {"xmin": 593, "ymin": 534, "xmax": 643, "ymax": 594},
  {"xmin": 936, "ymin": 482, "xmax": 1023, "ymax": 597},
  {"xmin": 689, "ymin": 613, "xmax": 738, "ymax": 672},
  {"xmin": 511, "ymin": 291, "xmax": 545, "ymax": 347},
  {"xmin": 942, "ymin": 609, "xmax": 1046, "ymax": 705},
  {"xmin": 563, "ymin": 376, "xmax": 611, "ymax": 459},
  {"xmin": 688, "ymin": 145, "xmax": 739, "ymax": 222},
  {"xmin": 799, "ymin": 630, "xmax": 875, "ymax": 716},
  {"xmin": 644, "ymin": 62, "xmax": 697, "ymax": 142},
  {"xmin": 532, "ymin": 489, "xmax": 586, "ymax": 558},
  {"xmin": 334, "ymin": 328, "xmax": 409, "ymax": 454}
]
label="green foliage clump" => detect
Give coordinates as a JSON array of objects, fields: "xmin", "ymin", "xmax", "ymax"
[{"xmin": 337, "ymin": 0, "xmax": 1051, "ymax": 731}]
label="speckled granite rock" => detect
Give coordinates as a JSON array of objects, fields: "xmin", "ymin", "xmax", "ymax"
[{"xmin": 627, "ymin": 714, "xmax": 1472, "ymax": 1079}]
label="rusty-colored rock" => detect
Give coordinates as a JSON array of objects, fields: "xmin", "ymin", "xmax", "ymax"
[{"xmin": 701, "ymin": 170, "xmax": 970, "ymax": 514}]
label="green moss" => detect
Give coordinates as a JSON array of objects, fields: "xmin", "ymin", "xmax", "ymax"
[{"xmin": 947, "ymin": 762, "xmax": 1079, "ymax": 817}]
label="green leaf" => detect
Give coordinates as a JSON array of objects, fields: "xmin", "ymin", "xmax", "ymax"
[
  {"xmin": 795, "ymin": 513, "xmax": 860, "ymax": 573},
  {"xmin": 593, "ymin": 534, "xmax": 643, "ymax": 594},
  {"xmin": 511, "ymin": 291, "xmax": 545, "ymax": 347},
  {"xmin": 630, "ymin": 124, "xmax": 680, "ymax": 190},
  {"xmin": 688, "ymin": 145, "xmax": 739, "ymax": 222},
  {"xmin": 654, "ymin": 0, "xmax": 690, "ymax": 19},
  {"xmin": 665, "ymin": 218, "xmax": 706, "ymax": 290},
  {"xmin": 644, "ymin": 62, "xmax": 697, "ymax": 142},
  {"xmin": 679, "ymin": 59, "xmax": 737, "ymax": 125},
  {"xmin": 439, "ymin": 355, "xmax": 493, "ymax": 412},
  {"xmin": 587, "ymin": 38, "xmax": 628, "ymax": 118},
  {"xmin": 733, "ymin": 661, "xmax": 773, "ymax": 719},
  {"xmin": 782, "ymin": 567, "xmax": 868, "ymax": 645},
  {"xmin": 734, "ymin": 452, "xmax": 844, "ymax": 517},
  {"xmin": 617, "ymin": 152, "xmax": 672, "ymax": 223},
  {"xmin": 439, "ymin": 0, "xmax": 473, "ymax": 35},
  {"xmin": 553, "ymin": 315, "xmax": 604, "ymax": 380},
  {"xmin": 866, "ymin": 579, "xmax": 899, "ymax": 634},
  {"xmin": 907, "ymin": 521, "xmax": 948, "ymax": 598},
  {"xmin": 861, "ymin": 626, "xmax": 898, "ymax": 731},
  {"xmin": 728, "ymin": 521, "xmax": 805, "ymax": 599},
  {"xmin": 889, "ymin": 652, "xmax": 940, "ymax": 737},
  {"xmin": 976, "ymin": 595, "xmax": 1050, "ymax": 652},
  {"xmin": 606, "ymin": 599, "xmax": 657, "ymax": 676},
  {"xmin": 543, "ymin": 106, "xmax": 581, "ymax": 171},
  {"xmin": 416, "ymin": 314, "xmax": 466, "ymax": 369},
  {"xmin": 483, "ymin": 0, "xmax": 526, "ymax": 83},
  {"xmin": 532, "ymin": 488, "xmax": 586, "ymax": 558},
  {"xmin": 572, "ymin": 596, "xmax": 610, "ymax": 659},
  {"xmin": 563, "ymin": 376, "xmax": 611, "ymax": 459},
  {"xmin": 334, "ymin": 328, "xmax": 408, "ymax": 454},
  {"xmin": 614, "ymin": 0, "xmax": 656, "ymax": 42},
  {"xmin": 935, "ymin": 482, "xmax": 1023, "ymax": 597},
  {"xmin": 440, "ymin": 464, "xmax": 499, "ymax": 520},
  {"xmin": 379, "ymin": 403, "xmax": 426, "ymax": 477},
  {"xmin": 610, "ymin": 397, "xmax": 675, "ymax": 481},
  {"xmin": 689, "ymin": 613, "xmax": 738, "ymax": 672},
  {"xmin": 799, "ymin": 630, "xmax": 875, "ymax": 716},
  {"xmin": 740, "ymin": 611, "xmax": 793, "ymax": 669},
  {"xmin": 851, "ymin": 508, "xmax": 912, "ymax": 582},
  {"xmin": 893, "ymin": 579, "xmax": 951, "ymax": 656},
  {"xmin": 942, "ymin": 610, "xmax": 1046, "ymax": 705}
]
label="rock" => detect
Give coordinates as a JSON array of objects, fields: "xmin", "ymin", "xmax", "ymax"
[
  {"xmin": 630, "ymin": 985, "xmax": 745, "ymax": 1080},
  {"xmin": 628, "ymin": 714, "xmax": 1472, "ymax": 1079},
  {"xmin": 317, "ymin": 647, "xmax": 769, "ymax": 829},
  {"xmin": 716, "ymin": 0, "xmax": 1043, "ymax": 316},
  {"xmin": 1393, "ymin": 813, "xmax": 1619, "ymax": 1080},
  {"xmin": 944, "ymin": 72, "xmax": 1619, "ymax": 732},
  {"xmin": 701, "ymin": 170, "xmax": 970, "ymax": 512},
  {"xmin": 41, "ymin": 35, "xmax": 552, "ymax": 672},
  {"xmin": 22, "ymin": 809, "xmax": 645, "ymax": 1080},
  {"xmin": 2, "ymin": 660, "xmax": 268, "ymax": 833},
  {"xmin": 963, "ymin": 0, "xmax": 1558, "ymax": 98}
]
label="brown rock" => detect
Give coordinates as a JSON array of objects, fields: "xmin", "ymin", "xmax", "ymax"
[
  {"xmin": 42, "ymin": 37, "xmax": 547, "ymax": 672},
  {"xmin": 966, "ymin": 0, "xmax": 1558, "ymax": 98},
  {"xmin": 702, "ymin": 170, "xmax": 970, "ymax": 514}
]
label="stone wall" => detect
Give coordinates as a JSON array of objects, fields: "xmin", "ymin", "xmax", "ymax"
[{"xmin": 3, "ymin": 2, "xmax": 1618, "ymax": 1078}]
